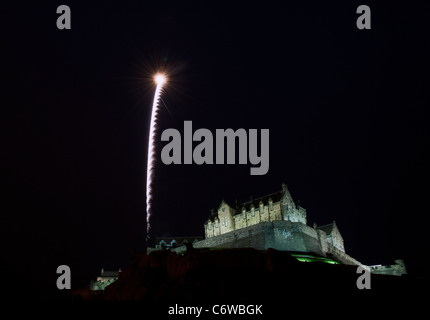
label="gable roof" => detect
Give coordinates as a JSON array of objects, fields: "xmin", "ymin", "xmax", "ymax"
[{"xmin": 317, "ymin": 222, "xmax": 335, "ymax": 235}]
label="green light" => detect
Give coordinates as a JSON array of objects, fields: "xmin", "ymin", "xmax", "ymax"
[{"xmin": 291, "ymin": 253, "xmax": 339, "ymax": 264}]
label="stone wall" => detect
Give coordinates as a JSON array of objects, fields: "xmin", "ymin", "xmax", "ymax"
[
  {"xmin": 195, "ymin": 221, "xmax": 365, "ymax": 268},
  {"xmin": 370, "ymin": 259, "xmax": 407, "ymax": 276},
  {"xmin": 326, "ymin": 245, "xmax": 369, "ymax": 270},
  {"xmin": 233, "ymin": 202, "xmax": 283, "ymax": 230},
  {"xmin": 327, "ymin": 223, "xmax": 345, "ymax": 252},
  {"xmin": 205, "ymin": 201, "xmax": 283, "ymax": 239},
  {"xmin": 197, "ymin": 222, "xmax": 268, "ymax": 251}
]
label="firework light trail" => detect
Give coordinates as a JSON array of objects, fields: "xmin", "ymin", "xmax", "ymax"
[{"xmin": 146, "ymin": 73, "xmax": 167, "ymax": 239}]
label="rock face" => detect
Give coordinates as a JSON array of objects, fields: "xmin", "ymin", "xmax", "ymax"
[{"xmin": 74, "ymin": 248, "xmax": 413, "ymax": 302}]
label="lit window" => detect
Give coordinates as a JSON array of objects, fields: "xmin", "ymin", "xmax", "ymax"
[{"xmin": 251, "ymin": 206, "xmax": 255, "ymax": 216}]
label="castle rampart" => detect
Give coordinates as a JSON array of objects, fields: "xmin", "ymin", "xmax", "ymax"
[{"xmin": 195, "ymin": 220, "xmax": 365, "ymax": 267}]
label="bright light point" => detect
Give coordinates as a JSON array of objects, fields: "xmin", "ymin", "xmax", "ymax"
[{"xmin": 154, "ymin": 73, "xmax": 167, "ymax": 85}]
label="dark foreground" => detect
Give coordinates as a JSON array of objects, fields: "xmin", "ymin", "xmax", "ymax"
[{"xmin": 73, "ymin": 248, "xmax": 422, "ymax": 310}]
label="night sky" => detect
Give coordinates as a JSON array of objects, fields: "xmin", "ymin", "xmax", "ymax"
[{"xmin": 2, "ymin": 1, "xmax": 429, "ymax": 298}]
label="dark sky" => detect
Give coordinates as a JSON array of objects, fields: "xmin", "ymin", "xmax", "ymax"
[{"xmin": 1, "ymin": 1, "xmax": 429, "ymax": 298}]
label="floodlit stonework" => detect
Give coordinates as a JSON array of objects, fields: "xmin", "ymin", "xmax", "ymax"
[{"xmin": 202, "ymin": 183, "xmax": 346, "ymax": 255}]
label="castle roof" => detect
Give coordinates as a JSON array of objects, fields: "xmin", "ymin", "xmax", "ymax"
[
  {"xmin": 100, "ymin": 271, "xmax": 119, "ymax": 278},
  {"xmin": 205, "ymin": 189, "xmax": 284, "ymax": 223},
  {"xmin": 236, "ymin": 190, "xmax": 284, "ymax": 213},
  {"xmin": 205, "ymin": 184, "xmax": 304, "ymax": 223},
  {"xmin": 156, "ymin": 236, "xmax": 203, "ymax": 246},
  {"xmin": 317, "ymin": 222, "xmax": 336, "ymax": 235}
]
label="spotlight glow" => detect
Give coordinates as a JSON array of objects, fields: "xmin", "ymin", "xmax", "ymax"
[{"xmin": 146, "ymin": 73, "xmax": 167, "ymax": 239}]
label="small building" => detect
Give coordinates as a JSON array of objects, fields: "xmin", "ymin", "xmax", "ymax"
[
  {"xmin": 155, "ymin": 236, "xmax": 203, "ymax": 250},
  {"xmin": 89, "ymin": 268, "xmax": 122, "ymax": 291},
  {"xmin": 369, "ymin": 259, "xmax": 407, "ymax": 276}
]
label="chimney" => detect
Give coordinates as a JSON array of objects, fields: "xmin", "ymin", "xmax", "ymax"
[{"xmin": 282, "ymin": 182, "xmax": 287, "ymax": 192}]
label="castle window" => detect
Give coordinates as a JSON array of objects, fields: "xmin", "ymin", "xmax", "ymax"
[
  {"xmin": 208, "ymin": 223, "xmax": 212, "ymax": 230},
  {"xmin": 282, "ymin": 202, "xmax": 288, "ymax": 214},
  {"xmin": 259, "ymin": 202, "xmax": 264, "ymax": 214},
  {"xmin": 225, "ymin": 217, "xmax": 228, "ymax": 227},
  {"xmin": 251, "ymin": 205, "xmax": 255, "ymax": 216},
  {"xmin": 269, "ymin": 199, "xmax": 273, "ymax": 211},
  {"xmin": 216, "ymin": 220, "xmax": 219, "ymax": 228}
]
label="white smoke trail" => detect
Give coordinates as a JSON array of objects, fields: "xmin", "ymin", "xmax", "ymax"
[{"xmin": 146, "ymin": 74, "xmax": 166, "ymax": 239}]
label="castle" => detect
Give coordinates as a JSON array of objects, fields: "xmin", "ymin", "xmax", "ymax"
[
  {"xmin": 153, "ymin": 183, "xmax": 406, "ymax": 276},
  {"xmin": 194, "ymin": 183, "xmax": 359, "ymax": 264},
  {"xmin": 75, "ymin": 183, "xmax": 407, "ymax": 300}
]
